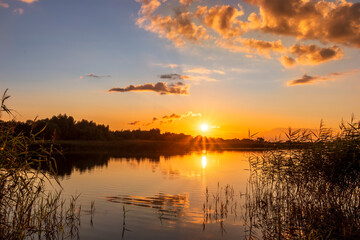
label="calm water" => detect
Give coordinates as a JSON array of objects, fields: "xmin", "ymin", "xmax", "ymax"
[{"xmin": 50, "ymin": 151, "xmax": 255, "ymax": 240}]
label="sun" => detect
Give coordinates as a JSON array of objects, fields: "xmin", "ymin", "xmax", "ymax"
[{"xmin": 200, "ymin": 123, "xmax": 209, "ymax": 132}]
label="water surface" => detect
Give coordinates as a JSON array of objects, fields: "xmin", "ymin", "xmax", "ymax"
[{"xmin": 52, "ymin": 151, "xmax": 254, "ymax": 239}]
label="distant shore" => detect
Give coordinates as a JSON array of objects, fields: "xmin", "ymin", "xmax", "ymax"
[{"xmin": 53, "ymin": 139, "xmax": 268, "ymax": 154}]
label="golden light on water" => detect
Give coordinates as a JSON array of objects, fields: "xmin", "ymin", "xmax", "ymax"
[{"xmin": 202, "ymin": 156, "xmax": 207, "ymax": 168}]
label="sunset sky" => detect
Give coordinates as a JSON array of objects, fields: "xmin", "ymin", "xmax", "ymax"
[{"xmin": 1, "ymin": 0, "xmax": 359, "ymax": 138}]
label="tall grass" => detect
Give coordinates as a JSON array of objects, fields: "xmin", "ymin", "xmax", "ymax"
[
  {"xmin": 245, "ymin": 120, "xmax": 360, "ymax": 239},
  {"xmin": 0, "ymin": 89, "xmax": 81, "ymax": 239}
]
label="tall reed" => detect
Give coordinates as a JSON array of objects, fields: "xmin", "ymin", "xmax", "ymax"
[
  {"xmin": 0, "ymin": 89, "xmax": 81, "ymax": 239},
  {"xmin": 245, "ymin": 120, "xmax": 360, "ymax": 239}
]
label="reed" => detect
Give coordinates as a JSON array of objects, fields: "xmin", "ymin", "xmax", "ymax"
[
  {"xmin": 245, "ymin": 119, "xmax": 360, "ymax": 239},
  {"xmin": 0, "ymin": 89, "xmax": 81, "ymax": 239}
]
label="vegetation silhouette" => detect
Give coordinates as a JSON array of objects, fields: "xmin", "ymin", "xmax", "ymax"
[{"xmin": 0, "ymin": 90, "xmax": 82, "ymax": 239}]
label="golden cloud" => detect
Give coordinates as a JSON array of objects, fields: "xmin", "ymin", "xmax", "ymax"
[
  {"xmin": 0, "ymin": 2, "xmax": 9, "ymax": 8},
  {"xmin": 218, "ymin": 38, "xmax": 285, "ymax": 57},
  {"xmin": 136, "ymin": 0, "xmax": 208, "ymax": 47},
  {"xmin": 18, "ymin": 0, "xmax": 38, "ymax": 3},
  {"xmin": 179, "ymin": 0, "xmax": 194, "ymax": 6},
  {"xmin": 281, "ymin": 44, "xmax": 344, "ymax": 67},
  {"xmin": 244, "ymin": 0, "xmax": 360, "ymax": 48},
  {"xmin": 135, "ymin": 0, "xmax": 359, "ymax": 65},
  {"xmin": 195, "ymin": 5, "xmax": 246, "ymax": 38},
  {"xmin": 160, "ymin": 111, "xmax": 202, "ymax": 124}
]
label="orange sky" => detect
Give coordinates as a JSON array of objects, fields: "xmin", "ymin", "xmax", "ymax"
[{"xmin": 1, "ymin": 0, "xmax": 360, "ymax": 138}]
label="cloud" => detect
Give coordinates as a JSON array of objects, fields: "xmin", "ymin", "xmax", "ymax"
[
  {"xmin": 181, "ymin": 67, "xmax": 222, "ymax": 82},
  {"xmin": 80, "ymin": 73, "xmax": 111, "ymax": 79},
  {"xmin": 160, "ymin": 111, "xmax": 202, "ymax": 124},
  {"xmin": 287, "ymin": 70, "xmax": 358, "ymax": 86},
  {"xmin": 128, "ymin": 121, "xmax": 141, "ymax": 126},
  {"xmin": 184, "ymin": 67, "xmax": 224, "ymax": 75},
  {"xmin": 136, "ymin": 0, "xmax": 208, "ymax": 46},
  {"xmin": 159, "ymin": 73, "xmax": 189, "ymax": 80},
  {"xmin": 132, "ymin": 111, "xmax": 202, "ymax": 127},
  {"xmin": 195, "ymin": 5, "xmax": 247, "ymax": 38},
  {"xmin": 217, "ymin": 38, "xmax": 285, "ymax": 57},
  {"xmin": 179, "ymin": 0, "xmax": 194, "ymax": 6},
  {"xmin": 135, "ymin": 0, "xmax": 359, "ymax": 65},
  {"xmin": 280, "ymin": 56, "xmax": 296, "ymax": 68},
  {"xmin": 186, "ymin": 75, "xmax": 217, "ymax": 82},
  {"xmin": 18, "ymin": 0, "xmax": 38, "ymax": 3},
  {"xmin": 243, "ymin": 0, "xmax": 360, "ymax": 48},
  {"xmin": 109, "ymin": 81, "xmax": 189, "ymax": 95},
  {"xmin": 13, "ymin": 8, "xmax": 24, "ymax": 15},
  {"xmin": 285, "ymin": 44, "xmax": 344, "ymax": 66},
  {"xmin": 154, "ymin": 63, "xmax": 180, "ymax": 69},
  {"xmin": 0, "ymin": 2, "xmax": 9, "ymax": 8},
  {"xmin": 159, "ymin": 72, "xmax": 217, "ymax": 82}
]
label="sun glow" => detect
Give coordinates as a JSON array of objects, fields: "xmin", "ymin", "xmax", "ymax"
[
  {"xmin": 200, "ymin": 123, "xmax": 209, "ymax": 132},
  {"xmin": 202, "ymin": 156, "xmax": 207, "ymax": 168}
]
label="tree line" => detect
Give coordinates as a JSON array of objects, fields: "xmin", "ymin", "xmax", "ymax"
[{"xmin": 0, "ymin": 114, "xmax": 266, "ymax": 146}]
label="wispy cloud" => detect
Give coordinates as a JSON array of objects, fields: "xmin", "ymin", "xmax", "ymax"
[
  {"xmin": 0, "ymin": 2, "xmax": 9, "ymax": 8},
  {"xmin": 109, "ymin": 81, "xmax": 189, "ymax": 95},
  {"xmin": 160, "ymin": 111, "xmax": 201, "ymax": 124},
  {"xmin": 186, "ymin": 75, "xmax": 217, "ymax": 82},
  {"xmin": 184, "ymin": 67, "xmax": 224, "ymax": 75},
  {"xmin": 153, "ymin": 63, "xmax": 180, "ymax": 69},
  {"xmin": 13, "ymin": 8, "xmax": 24, "ymax": 15},
  {"xmin": 80, "ymin": 73, "xmax": 111, "ymax": 79},
  {"xmin": 18, "ymin": 0, "xmax": 38, "ymax": 4},
  {"xmin": 129, "ymin": 111, "xmax": 202, "ymax": 127},
  {"xmin": 287, "ymin": 70, "xmax": 358, "ymax": 86},
  {"xmin": 128, "ymin": 121, "xmax": 141, "ymax": 126},
  {"xmin": 179, "ymin": 0, "xmax": 195, "ymax": 6}
]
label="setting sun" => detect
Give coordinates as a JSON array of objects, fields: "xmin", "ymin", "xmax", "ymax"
[{"xmin": 200, "ymin": 123, "xmax": 209, "ymax": 132}]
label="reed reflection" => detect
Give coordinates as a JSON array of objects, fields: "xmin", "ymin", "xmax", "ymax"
[{"xmin": 105, "ymin": 193, "xmax": 189, "ymax": 223}]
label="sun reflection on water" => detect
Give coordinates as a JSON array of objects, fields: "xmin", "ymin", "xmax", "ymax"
[{"xmin": 202, "ymin": 156, "xmax": 207, "ymax": 169}]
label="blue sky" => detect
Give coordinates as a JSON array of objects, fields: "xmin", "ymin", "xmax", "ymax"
[{"xmin": 1, "ymin": 0, "xmax": 359, "ymax": 138}]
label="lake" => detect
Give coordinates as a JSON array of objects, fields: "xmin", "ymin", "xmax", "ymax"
[{"xmin": 50, "ymin": 150, "xmax": 256, "ymax": 240}]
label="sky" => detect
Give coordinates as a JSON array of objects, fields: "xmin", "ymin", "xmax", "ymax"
[{"xmin": 0, "ymin": 0, "xmax": 359, "ymax": 139}]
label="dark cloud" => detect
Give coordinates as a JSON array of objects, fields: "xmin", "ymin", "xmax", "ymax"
[
  {"xmin": 287, "ymin": 70, "xmax": 358, "ymax": 86},
  {"xmin": 81, "ymin": 73, "xmax": 111, "ymax": 79},
  {"xmin": 162, "ymin": 113, "xmax": 182, "ymax": 120},
  {"xmin": 130, "ymin": 112, "xmax": 201, "ymax": 127},
  {"xmin": 159, "ymin": 73, "xmax": 189, "ymax": 80},
  {"xmin": 128, "ymin": 121, "xmax": 141, "ymax": 126},
  {"xmin": 109, "ymin": 81, "xmax": 189, "ymax": 95}
]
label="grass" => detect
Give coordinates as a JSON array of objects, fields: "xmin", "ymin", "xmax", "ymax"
[{"xmin": 0, "ymin": 89, "xmax": 82, "ymax": 239}]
